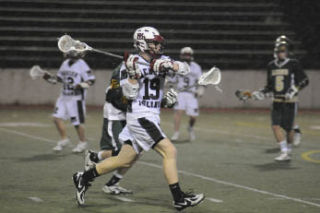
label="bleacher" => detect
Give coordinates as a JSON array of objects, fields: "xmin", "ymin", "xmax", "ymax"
[{"xmin": 0, "ymin": 0, "xmax": 306, "ymax": 69}]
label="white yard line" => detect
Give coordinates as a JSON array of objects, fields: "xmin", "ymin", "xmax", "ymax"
[
  {"xmin": 28, "ymin": 196, "xmax": 43, "ymax": 202},
  {"xmin": 161, "ymin": 121, "xmax": 270, "ymax": 141},
  {"xmin": 1, "ymin": 128, "xmax": 320, "ymax": 208},
  {"xmin": 114, "ymin": 196, "xmax": 135, "ymax": 202},
  {"xmin": 206, "ymin": 197, "xmax": 223, "ymax": 203}
]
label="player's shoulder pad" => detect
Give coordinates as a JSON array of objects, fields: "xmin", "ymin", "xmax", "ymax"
[
  {"xmin": 267, "ymin": 60, "xmax": 275, "ymax": 67},
  {"xmin": 289, "ymin": 58, "xmax": 300, "ymax": 65},
  {"xmin": 191, "ymin": 61, "xmax": 202, "ymax": 69}
]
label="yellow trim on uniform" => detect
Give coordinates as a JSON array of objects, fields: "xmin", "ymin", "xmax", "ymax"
[{"xmin": 301, "ymin": 150, "xmax": 320, "ymax": 164}]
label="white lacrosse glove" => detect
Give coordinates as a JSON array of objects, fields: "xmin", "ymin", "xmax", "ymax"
[
  {"xmin": 122, "ymin": 80, "xmax": 139, "ymax": 100},
  {"xmin": 163, "ymin": 88, "xmax": 178, "ymax": 108},
  {"xmin": 285, "ymin": 85, "xmax": 298, "ymax": 100},
  {"xmin": 125, "ymin": 55, "xmax": 141, "ymax": 79},
  {"xmin": 175, "ymin": 61, "xmax": 190, "ymax": 76},
  {"xmin": 252, "ymin": 90, "xmax": 265, "ymax": 101},
  {"xmin": 76, "ymin": 82, "xmax": 90, "ymax": 89},
  {"xmin": 195, "ymin": 86, "xmax": 205, "ymax": 97},
  {"xmin": 151, "ymin": 58, "xmax": 174, "ymax": 75}
]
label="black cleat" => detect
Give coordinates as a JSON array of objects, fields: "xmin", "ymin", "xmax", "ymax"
[
  {"xmin": 173, "ymin": 192, "xmax": 205, "ymax": 211},
  {"xmin": 72, "ymin": 172, "xmax": 90, "ymax": 206}
]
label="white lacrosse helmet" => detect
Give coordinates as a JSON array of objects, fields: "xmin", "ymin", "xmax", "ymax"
[
  {"xmin": 133, "ymin": 26, "xmax": 165, "ymax": 54},
  {"xmin": 180, "ymin": 47, "xmax": 194, "ymax": 61}
]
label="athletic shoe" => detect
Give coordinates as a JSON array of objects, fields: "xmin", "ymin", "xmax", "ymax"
[
  {"xmin": 102, "ymin": 184, "xmax": 133, "ymax": 195},
  {"xmin": 174, "ymin": 192, "xmax": 205, "ymax": 211},
  {"xmin": 275, "ymin": 152, "xmax": 291, "ymax": 161},
  {"xmin": 72, "ymin": 142, "xmax": 88, "ymax": 153},
  {"xmin": 188, "ymin": 127, "xmax": 196, "ymax": 141},
  {"xmin": 171, "ymin": 132, "xmax": 180, "ymax": 141},
  {"xmin": 53, "ymin": 138, "xmax": 70, "ymax": 151},
  {"xmin": 72, "ymin": 172, "xmax": 90, "ymax": 206},
  {"xmin": 293, "ymin": 132, "xmax": 302, "ymax": 146},
  {"xmin": 84, "ymin": 150, "xmax": 97, "ymax": 171}
]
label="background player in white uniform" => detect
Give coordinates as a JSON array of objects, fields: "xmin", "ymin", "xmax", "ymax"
[
  {"xmin": 73, "ymin": 26, "xmax": 204, "ymax": 211},
  {"xmin": 43, "ymin": 51, "xmax": 95, "ymax": 153},
  {"xmin": 169, "ymin": 47, "xmax": 204, "ymax": 141}
]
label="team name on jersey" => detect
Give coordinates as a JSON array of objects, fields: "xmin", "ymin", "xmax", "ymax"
[
  {"xmin": 138, "ymin": 100, "xmax": 161, "ymax": 108},
  {"xmin": 272, "ymin": 69, "xmax": 289, "ymax": 76}
]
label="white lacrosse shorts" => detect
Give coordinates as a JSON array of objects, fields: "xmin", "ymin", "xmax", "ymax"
[
  {"xmin": 174, "ymin": 92, "xmax": 199, "ymax": 116},
  {"xmin": 53, "ymin": 96, "xmax": 86, "ymax": 126},
  {"xmin": 119, "ymin": 113, "xmax": 166, "ymax": 154}
]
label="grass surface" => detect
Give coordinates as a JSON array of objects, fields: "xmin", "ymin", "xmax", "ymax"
[{"xmin": 0, "ymin": 108, "xmax": 320, "ymax": 213}]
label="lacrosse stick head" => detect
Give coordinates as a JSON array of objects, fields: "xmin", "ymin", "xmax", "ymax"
[
  {"xmin": 235, "ymin": 89, "xmax": 252, "ymax": 101},
  {"xmin": 198, "ymin": 66, "xmax": 221, "ymax": 86},
  {"xmin": 30, "ymin": 65, "xmax": 45, "ymax": 80},
  {"xmin": 57, "ymin": 35, "xmax": 92, "ymax": 54}
]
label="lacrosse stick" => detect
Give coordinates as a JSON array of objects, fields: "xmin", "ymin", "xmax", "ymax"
[
  {"xmin": 29, "ymin": 65, "xmax": 49, "ymax": 80},
  {"xmin": 58, "ymin": 35, "xmax": 150, "ymax": 66},
  {"xmin": 178, "ymin": 66, "xmax": 223, "ymax": 93}
]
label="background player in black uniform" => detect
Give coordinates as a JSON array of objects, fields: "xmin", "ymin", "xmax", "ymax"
[
  {"xmin": 274, "ymin": 35, "xmax": 303, "ymax": 146},
  {"xmin": 252, "ymin": 42, "xmax": 309, "ymax": 161}
]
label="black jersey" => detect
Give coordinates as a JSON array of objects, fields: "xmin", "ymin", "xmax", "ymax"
[{"xmin": 263, "ymin": 58, "xmax": 308, "ymax": 102}]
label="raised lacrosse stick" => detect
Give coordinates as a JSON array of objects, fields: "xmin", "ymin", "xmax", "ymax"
[
  {"xmin": 57, "ymin": 35, "xmax": 150, "ymax": 66},
  {"xmin": 178, "ymin": 66, "xmax": 223, "ymax": 93}
]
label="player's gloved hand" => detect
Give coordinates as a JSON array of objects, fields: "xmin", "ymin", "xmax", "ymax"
[
  {"xmin": 151, "ymin": 58, "xmax": 174, "ymax": 75},
  {"xmin": 75, "ymin": 82, "xmax": 90, "ymax": 89},
  {"xmin": 164, "ymin": 88, "xmax": 178, "ymax": 107},
  {"xmin": 195, "ymin": 86, "xmax": 205, "ymax": 98},
  {"xmin": 175, "ymin": 61, "xmax": 190, "ymax": 76},
  {"xmin": 252, "ymin": 90, "xmax": 265, "ymax": 100},
  {"xmin": 285, "ymin": 85, "xmax": 298, "ymax": 100},
  {"xmin": 125, "ymin": 54, "xmax": 141, "ymax": 79}
]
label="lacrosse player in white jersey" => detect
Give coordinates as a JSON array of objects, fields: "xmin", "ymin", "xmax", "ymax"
[
  {"xmin": 73, "ymin": 26, "xmax": 204, "ymax": 211},
  {"xmin": 168, "ymin": 47, "xmax": 203, "ymax": 141},
  {"xmin": 42, "ymin": 51, "xmax": 95, "ymax": 153}
]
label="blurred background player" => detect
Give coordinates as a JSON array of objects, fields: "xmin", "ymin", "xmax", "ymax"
[
  {"xmin": 84, "ymin": 63, "xmax": 133, "ymax": 195},
  {"xmin": 43, "ymin": 51, "xmax": 95, "ymax": 153},
  {"xmin": 169, "ymin": 47, "xmax": 204, "ymax": 141},
  {"xmin": 274, "ymin": 35, "xmax": 303, "ymax": 146},
  {"xmin": 251, "ymin": 41, "xmax": 308, "ymax": 161}
]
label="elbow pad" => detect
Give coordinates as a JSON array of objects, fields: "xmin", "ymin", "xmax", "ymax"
[{"xmin": 175, "ymin": 61, "xmax": 190, "ymax": 76}]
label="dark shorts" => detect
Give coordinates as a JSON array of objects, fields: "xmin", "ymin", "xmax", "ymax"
[
  {"xmin": 271, "ymin": 102, "xmax": 297, "ymax": 131},
  {"xmin": 100, "ymin": 118, "xmax": 126, "ymax": 155}
]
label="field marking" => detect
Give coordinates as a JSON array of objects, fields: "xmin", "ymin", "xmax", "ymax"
[
  {"xmin": 114, "ymin": 196, "xmax": 135, "ymax": 202},
  {"xmin": 2, "ymin": 128, "xmax": 320, "ymax": 209},
  {"xmin": 161, "ymin": 121, "xmax": 270, "ymax": 141},
  {"xmin": 0, "ymin": 127, "xmax": 56, "ymax": 143},
  {"xmin": 301, "ymin": 150, "xmax": 320, "ymax": 164},
  {"xmin": 0, "ymin": 122, "xmax": 50, "ymax": 127},
  {"xmin": 28, "ymin": 196, "xmax": 43, "ymax": 202},
  {"xmin": 206, "ymin": 197, "xmax": 223, "ymax": 203},
  {"xmin": 138, "ymin": 161, "xmax": 320, "ymax": 208}
]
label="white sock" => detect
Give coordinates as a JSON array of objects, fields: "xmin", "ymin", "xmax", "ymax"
[
  {"xmin": 98, "ymin": 151, "xmax": 104, "ymax": 161},
  {"xmin": 279, "ymin": 140, "xmax": 288, "ymax": 152},
  {"xmin": 287, "ymin": 143, "xmax": 292, "ymax": 151},
  {"xmin": 294, "ymin": 124, "xmax": 299, "ymax": 129}
]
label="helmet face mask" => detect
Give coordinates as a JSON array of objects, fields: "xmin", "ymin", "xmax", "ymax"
[
  {"xmin": 133, "ymin": 26, "xmax": 165, "ymax": 57},
  {"xmin": 274, "ymin": 42, "xmax": 289, "ymax": 60}
]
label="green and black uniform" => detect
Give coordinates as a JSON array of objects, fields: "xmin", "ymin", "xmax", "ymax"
[
  {"xmin": 263, "ymin": 58, "xmax": 308, "ymax": 131},
  {"xmin": 99, "ymin": 63, "xmax": 128, "ymax": 155}
]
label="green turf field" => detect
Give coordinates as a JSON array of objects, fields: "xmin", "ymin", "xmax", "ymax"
[{"xmin": 0, "ymin": 108, "xmax": 320, "ymax": 213}]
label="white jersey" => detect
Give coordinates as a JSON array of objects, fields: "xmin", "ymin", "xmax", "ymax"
[
  {"xmin": 120, "ymin": 54, "xmax": 169, "ymax": 118},
  {"xmin": 103, "ymin": 87, "xmax": 126, "ymax": 121},
  {"xmin": 167, "ymin": 61, "xmax": 202, "ymax": 93},
  {"xmin": 57, "ymin": 59, "xmax": 95, "ymax": 99}
]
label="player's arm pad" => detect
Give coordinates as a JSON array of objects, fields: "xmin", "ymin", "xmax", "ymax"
[
  {"xmin": 106, "ymin": 87, "xmax": 127, "ymax": 112},
  {"xmin": 297, "ymin": 77, "xmax": 309, "ymax": 90},
  {"xmin": 121, "ymin": 79, "xmax": 139, "ymax": 100},
  {"xmin": 174, "ymin": 61, "xmax": 190, "ymax": 76}
]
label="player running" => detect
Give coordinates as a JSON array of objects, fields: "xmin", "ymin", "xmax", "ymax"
[
  {"xmin": 73, "ymin": 26, "xmax": 205, "ymax": 211},
  {"xmin": 43, "ymin": 51, "xmax": 95, "ymax": 153},
  {"xmin": 169, "ymin": 47, "xmax": 204, "ymax": 141},
  {"xmin": 251, "ymin": 41, "xmax": 308, "ymax": 161}
]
